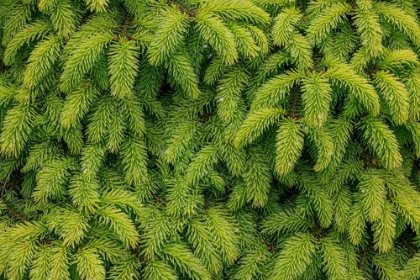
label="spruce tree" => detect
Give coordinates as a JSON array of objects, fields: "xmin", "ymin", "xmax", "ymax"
[{"xmin": 1, "ymin": 0, "xmax": 420, "ymax": 279}]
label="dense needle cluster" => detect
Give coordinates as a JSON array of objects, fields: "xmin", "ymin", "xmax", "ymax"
[{"xmin": 1, "ymin": 0, "xmax": 420, "ymax": 279}]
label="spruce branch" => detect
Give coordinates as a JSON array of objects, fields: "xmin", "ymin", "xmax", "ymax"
[{"xmin": 1, "ymin": 0, "xmax": 420, "ymax": 278}]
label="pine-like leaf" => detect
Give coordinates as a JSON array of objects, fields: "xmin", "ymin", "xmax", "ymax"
[
  {"xmin": 0, "ymin": 103, "xmax": 36, "ymax": 157},
  {"xmin": 108, "ymin": 257, "xmax": 140, "ymax": 280},
  {"xmin": 227, "ymin": 182, "xmax": 248, "ymax": 211},
  {"xmin": 406, "ymin": 120, "xmax": 420, "ymax": 158},
  {"xmin": 245, "ymin": 24, "xmax": 269, "ymax": 54},
  {"xmin": 232, "ymin": 240, "xmax": 271, "ymax": 280},
  {"xmin": 204, "ymin": 57, "xmax": 226, "ymax": 85},
  {"xmin": 163, "ymin": 242, "xmax": 211, "ymax": 280},
  {"xmin": 81, "ymin": 142, "xmax": 106, "ymax": 180},
  {"xmin": 244, "ymin": 146, "xmax": 272, "ymax": 207},
  {"xmin": 3, "ymin": 20, "xmax": 52, "ymax": 66},
  {"xmin": 333, "ymin": 186, "xmax": 352, "ymax": 233},
  {"xmin": 74, "ymin": 248, "xmax": 105, "ymax": 280},
  {"xmin": 354, "ymin": 8, "xmax": 383, "ymax": 57},
  {"xmin": 32, "ymin": 157, "xmax": 76, "ymax": 203},
  {"xmin": 272, "ymin": 8, "xmax": 313, "ymax": 69},
  {"xmin": 300, "ymin": 177, "xmax": 334, "ymax": 227},
  {"xmin": 325, "ymin": 117, "xmax": 352, "ymax": 172},
  {"xmin": 234, "ymin": 107, "xmax": 285, "ymax": 148},
  {"xmin": 272, "ymin": 7, "xmax": 302, "ymax": 47},
  {"xmin": 101, "ymin": 189, "xmax": 145, "ymax": 216},
  {"xmin": 228, "ymin": 23, "xmax": 260, "ymax": 59},
  {"xmin": 406, "ymin": 71, "xmax": 420, "ymax": 120},
  {"xmin": 23, "ymin": 35, "xmax": 61, "ymax": 89},
  {"xmin": 48, "ymin": 0, "xmax": 77, "ymax": 39},
  {"xmin": 359, "ymin": 171, "xmax": 386, "ymax": 223},
  {"xmin": 373, "ymin": 200, "xmax": 396, "ymax": 253},
  {"xmin": 87, "ymin": 97, "xmax": 113, "ymax": 143},
  {"xmin": 85, "ymin": 0, "xmax": 109, "ymax": 12},
  {"xmin": 59, "ymin": 210, "xmax": 90, "ymax": 247},
  {"xmin": 164, "ymin": 120, "xmax": 198, "ymax": 164},
  {"xmin": 148, "ymin": 7, "xmax": 189, "ymax": 66},
  {"xmin": 307, "ymin": 2, "xmax": 351, "ymax": 45},
  {"xmin": 119, "ymin": 94, "xmax": 145, "ymax": 136},
  {"xmin": 199, "ymin": 0, "xmax": 270, "ymax": 26},
  {"xmin": 48, "ymin": 245, "xmax": 70, "ymax": 280},
  {"xmin": 60, "ymin": 32, "xmax": 114, "ymax": 93},
  {"xmin": 270, "ymin": 233, "xmax": 316, "ymax": 280},
  {"xmin": 216, "ymin": 68, "xmax": 248, "ymax": 128},
  {"xmin": 196, "ymin": 13, "xmax": 238, "ymax": 66},
  {"xmin": 403, "ymin": 253, "xmax": 420, "ymax": 279},
  {"xmin": 166, "ymin": 49, "xmax": 200, "ymax": 98},
  {"xmin": 120, "ymin": 135, "xmax": 148, "ymax": 185},
  {"xmin": 360, "ymin": 116, "xmax": 402, "ymax": 169},
  {"xmin": 310, "ymin": 127, "xmax": 334, "ymax": 172},
  {"xmin": 206, "ymin": 207, "xmax": 240, "ymax": 265},
  {"xmin": 348, "ymin": 200, "xmax": 366, "ymax": 245},
  {"xmin": 140, "ymin": 210, "xmax": 173, "ymax": 259},
  {"xmin": 137, "ymin": 56, "xmax": 165, "ymax": 97},
  {"xmin": 69, "ymin": 174, "xmax": 101, "ymax": 213},
  {"xmin": 185, "ymin": 144, "xmax": 219, "ymax": 186},
  {"xmin": 107, "ymin": 101, "xmax": 126, "ymax": 153},
  {"xmin": 60, "ymin": 81, "xmax": 101, "ymax": 129},
  {"xmin": 325, "ymin": 64, "xmax": 380, "ymax": 115},
  {"xmin": 166, "ymin": 178, "xmax": 203, "ymax": 219},
  {"xmin": 62, "ymin": 126, "xmax": 84, "ymax": 154},
  {"xmin": 262, "ymin": 209, "xmax": 310, "ymax": 235},
  {"xmin": 187, "ymin": 218, "xmax": 223, "ymax": 274},
  {"xmin": 252, "ymin": 70, "xmax": 304, "ymax": 109},
  {"xmin": 374, "ymin": 2, "xmax": 420, "ymax": 48},
  {"xmin": 108, "ymin": 38, "xmax": 140, "ymax": 99},
  {"xmin": 372, "ymin": 254, "xmax": 401, "ymax": 280},
  {"xmin": 302, "ymin": 73, "xmax": 332, "ymax": 128},
  {"xmin": 379, "ymin": 49, "xmax": 419, "ymax": 70},
  {"xmin": 374, "ymin": 71, "xmax": 409, "ymax": 125},
  {"xmin": 219, "ymin": 142, "xmax": 247, "ymax": 176},
  {"xmin": 275, "ymin": 118, "xmax": 304, "ymax": 175},
  {"xmin": 7, "ymin": 240, "xmax": 37, "ymax": 280},
  {"xmin": 97, "ymin": 205, "xmax": 140, "ymax": 249},
  {"xmin": 30, "ymin": 245, "xmax": 51, "ymax": 280},
  {"xmin": 321, "ymin": 237, "xmax": 348, "ymax": 279},
  {"xmin": 143, "ymin": 261, "xmax": 177, "ymax": 280}
]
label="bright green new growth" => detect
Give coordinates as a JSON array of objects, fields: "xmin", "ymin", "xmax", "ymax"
[{"xmin": 1, "ymin": 0, "xmax": 420, "ymax": 279}]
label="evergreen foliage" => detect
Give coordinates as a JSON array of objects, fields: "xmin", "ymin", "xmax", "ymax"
[{"xmin": 1, "ymin": 0, "xmax": 420, "ymax": 279}]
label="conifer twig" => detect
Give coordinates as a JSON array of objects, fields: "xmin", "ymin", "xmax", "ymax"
[
  {"xmin": 314, "ymin": 226, "xmax": 323, "ymax": 241},
  {"xmin": 291, "ymin": 84, "xmax": 299, "ymax": 119},
  {"xmin": 358, "ymin": 245, "xmax": 368, "ymax": 271},
  {"xmin": 0, "ymin": 177, "xmax": 8, "ymax": 198},
  {"xmin": 166, "ymin": 0, "xmax": 197, "ymax": 17},
  {"xmin": 154, "ymin": 194, "xmax": 167, "ymax": 205},
  {"xmin": 5, "ymin": 205, "xmax": 27, "ymax": 225},
  {"xmin": 402, "ymin": 238, "xmax": 417, "ymax": 255}
]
